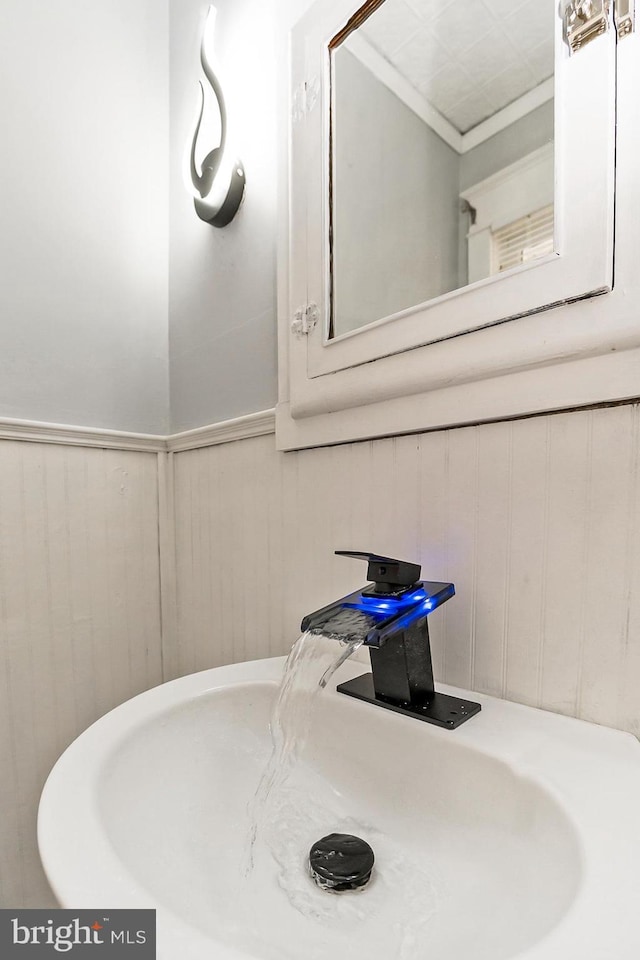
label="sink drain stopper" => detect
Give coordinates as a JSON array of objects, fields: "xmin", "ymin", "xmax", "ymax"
[{"xmin": 309, "ymin": 833, "xmax": 374, "ymax": 892}]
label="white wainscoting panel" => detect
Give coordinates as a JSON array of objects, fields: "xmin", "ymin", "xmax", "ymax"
[
  {"xmin": 0, "ymin": 441, "xmax": 163, "ymax": 908},
  {"xmin": 173, "ymin": 403, "xmax": 640, "ymax": 736}
]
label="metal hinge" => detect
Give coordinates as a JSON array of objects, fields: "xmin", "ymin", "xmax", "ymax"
[
  {"xmin": 562, "ymin": 0, "xmax": 611, "ymax": 53},
  {"xmin": 292, "ymin": 76, "xmax": 321, "ymax": 124},
  {"xmin": 291, "ymin": 303, "xmax": 319, "ymax": 337},
  {"xmin": 306, "ymin": 76, "xmax": 320, "ymax": 112},
  {"xmin": 615, "ymin": 0, "xmax": 635, "ymax": 37},
  {"xmin": 292, "ymin": 83, "xmax": 306, "ymax": 124}
]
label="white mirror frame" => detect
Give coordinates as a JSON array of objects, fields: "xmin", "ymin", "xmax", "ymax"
[{"xmin": 276, "ymin": 1, "xmax": 639, "ymax": 452}]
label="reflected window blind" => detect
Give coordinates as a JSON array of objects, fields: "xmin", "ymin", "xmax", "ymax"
[{"xmin": 491, "ymin": 204, "xmax": 554, "ymax": 274}]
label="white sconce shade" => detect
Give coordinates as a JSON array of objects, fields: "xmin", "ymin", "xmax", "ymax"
[{"xmin": 189, "ymin": 6, "xmax": 245, "ymax": 226}]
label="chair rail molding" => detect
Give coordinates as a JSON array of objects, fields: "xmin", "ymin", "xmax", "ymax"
[
  {"xmin": 0, "ymin": 409, "xmax": 277, "ymax": 453},
  {"xmin": 166, "ymin": 409, "xmax": 277, "ymax": 452},
  {"xmin": 0, "ymin": 417, "xmax": 166, "ymax": 452}
]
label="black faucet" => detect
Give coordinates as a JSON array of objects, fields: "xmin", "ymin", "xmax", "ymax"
[{"xmin": 301, "ymin": 551, "xmax": 481, "ymax": 729}]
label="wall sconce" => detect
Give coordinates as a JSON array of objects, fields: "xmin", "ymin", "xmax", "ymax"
[{"xmin": 189, "ymin": 6, "xmax": 245, "ymax": 227}]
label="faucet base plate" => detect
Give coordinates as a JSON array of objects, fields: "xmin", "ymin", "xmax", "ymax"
[{"xmin": 337, "ymin": 673, "xmax": 481, "ymax": 728}]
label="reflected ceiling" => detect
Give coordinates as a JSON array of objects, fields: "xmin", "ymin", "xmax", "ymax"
[{"xmin": 356, "ymin": 0, "xmax": 554, "ymax": 133}]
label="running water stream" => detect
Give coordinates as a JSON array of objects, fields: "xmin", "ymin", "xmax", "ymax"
[{"xmin": 244, "ymin": 630, "xmax": 364, "ymax": 875}]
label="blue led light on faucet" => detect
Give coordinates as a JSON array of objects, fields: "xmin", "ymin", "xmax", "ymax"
[
  {"xmin": 299, "ymin": 576, "xmax": 455, "ymax": 648},
  {"xmin": 336, "ymin": 581, "xmax": 455, "ymax": 646},
  {"xmin": 377, "ymin": 597, "xmax": 435, "ymax": 644},
  {"xmin": 351, "ymin": 586, "xmax": 427, "ymax": 615},
  {"xmin": 344, "ymin": 583, "xmax": 452, "ymax": 618}
]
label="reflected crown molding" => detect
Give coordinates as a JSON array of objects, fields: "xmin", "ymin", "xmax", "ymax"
[{"xmin": 344, "ymin": 33, "xmax": 554, "ymax": 156}]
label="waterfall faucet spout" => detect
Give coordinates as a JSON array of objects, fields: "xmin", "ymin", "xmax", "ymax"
[{"xmin": 301, "ymin": 551, "xmax": 481, "ymax": 729}]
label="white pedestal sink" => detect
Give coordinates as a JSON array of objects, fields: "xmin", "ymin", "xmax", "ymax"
[{"xmin": 38, "ymin": 657, "xmax": 640, "ymax": 959}]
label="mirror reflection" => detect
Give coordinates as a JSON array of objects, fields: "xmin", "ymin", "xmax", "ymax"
[{"xmin": 330, "ymin": 0, "xmax": 555, "ymax": 337}]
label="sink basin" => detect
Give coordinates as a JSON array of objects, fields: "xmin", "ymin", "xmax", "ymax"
[{"xmin": 39, "ymin": 656, "xmax": 640, "ymax": 959}]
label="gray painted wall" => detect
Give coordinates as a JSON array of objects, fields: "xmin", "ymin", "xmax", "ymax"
[
  {"xmin": 0, "ymin": 0, "xmax": 170, "ymax": 434},
  {"xmin": 168, "ymin": 0, "xmax": 279, "ymax": 433},
  {"xmin": 332, "ymin": 49, "xmax": 461, "ymax": 334},
  {"xmin": 460, "ymin": 101, "xmax": 554, "ymax": 191},
  {"xmin": 0, "ymin": 0, "xmax": 554, "ymax": 435}
]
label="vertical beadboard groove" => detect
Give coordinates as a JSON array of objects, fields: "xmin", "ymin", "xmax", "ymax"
[
  {"xmin": 536, "ymin": 419, "xmax": 551, "ymax": 708},
  {"xmin": 418, "ymin": 430, "xmax": 448, "ymax": 680},
  {"xmin": 66, "ymin": 450, "xmax": 97, "ymax": 728},
  {"xmin": 474, "ymin": 423, "xmax": 511, "ymax": 698},
  {"xmin": 228, "ymin": 442, "xmax": 246, "ymax": 664},
  {"xmin": 61, "ymin": 451, "xmax": 81, "ymax": 735},
  {"xmin": 444, "ymin": 428, "xmax": 477, "ymax": 689},
  {"xmin": 500, "ymin": 423, "xmax": 514, "ymax": 698},
  {"xmin": 617, "ymin": 404, "xmax": 638, "ymax": 730},
  {"xmin": 157, "ymin": 451, "xmax": 178, "ymax": 682},
  {"xmin": 442, "ymin": 429, "xmax": 451, "ymax": 683},
  {"xmin": 575, "ymin": 411, "xmax": 594, "ymax": 720},
  {"xmin": 45, "ymin": 447, "xmax": 75, "ymax": 743},
  {"xmin": 393, "ymin": 435, "xmax": 421, "ymax": 581},
  {"xmin": 280, "ymin": 442, "xmax": 300, "ymax": 650},
  {"xmin": 195, "ymin": 450, "xmax": 210, "ymax": 666},
  {"xmin": 505, "ymin": 419, "xmax": 548, "ymax": 706},
  {"xmin": 174, "ymin": 450, "xmax": 193, "ymax": 675},
  {"xmin": 265, "ymin": 436, "xmax": 283, "ymax": 658},
  {"xmin": 579, "ymin": 408, "xmax": 636, "ymax": 725},
  {"xmin": 469, "ymin": 428, "xmax": 480, "ymax": 692},
  {"xmin": 189, "ymin": 450, "xmax": 204, "ymax": 666},
  {"xmin": 243, "ymin": 439, "xmax": 269, "ymax": 663},
  {"xmin": 539, "ymin": 414, "xmax": 588, "ymax": 717},
  {"xmin": 619, "ymin": 404, "xmax": 640, "ymax": 734},
  {"xmin": 205, "ymin": 448, "xmax": 220, "ymax": 666}
]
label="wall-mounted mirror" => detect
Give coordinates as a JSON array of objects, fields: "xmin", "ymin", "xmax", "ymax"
[
  {"xmin": 281, "ymin": 0, "xmax": 615, "ymax": 448},
  {"xmin": 330, "ymin": 0, "xmax": 555, "ymax": 337}
]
